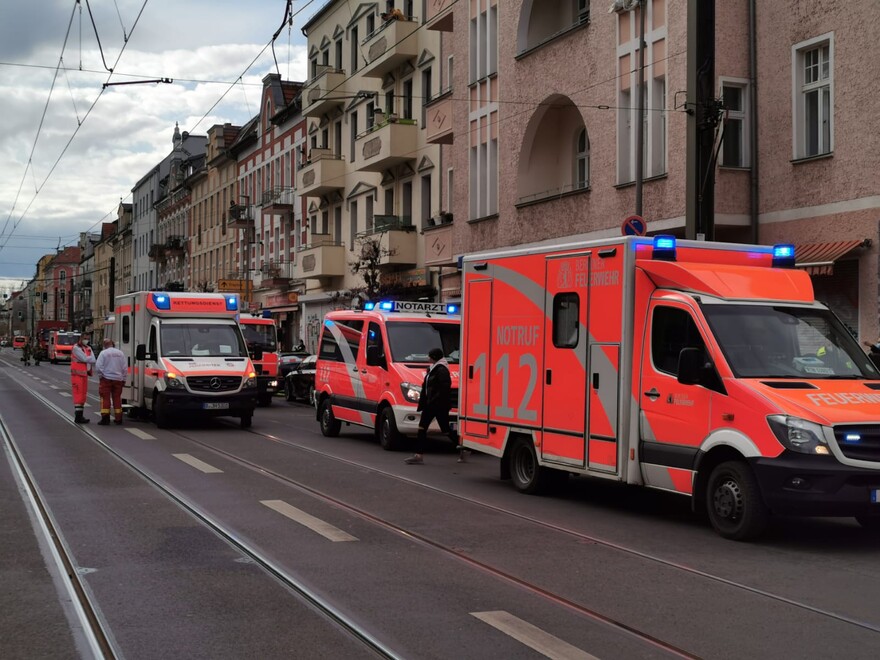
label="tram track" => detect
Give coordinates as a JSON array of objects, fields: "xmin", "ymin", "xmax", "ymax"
[{"xmin": 7, "ymin": 356, "xmax": 880, "ymax": 654}]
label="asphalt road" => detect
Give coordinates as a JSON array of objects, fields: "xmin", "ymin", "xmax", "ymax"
[{"xmin": 1, "ymin": 351, "xmax": 879, "ymax": 659}]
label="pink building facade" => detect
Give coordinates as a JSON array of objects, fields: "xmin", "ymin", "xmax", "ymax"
[{"xmin": 426, "ymin": 0, "xmax": 879, "ymax": 340}]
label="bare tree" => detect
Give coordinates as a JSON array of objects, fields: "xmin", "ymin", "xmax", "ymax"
[{"xmin": 349, "ymin": 234, "xmax": 395, "ymax": 302}]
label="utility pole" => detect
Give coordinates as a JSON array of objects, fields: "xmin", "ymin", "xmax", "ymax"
[{"xmin": 685, "ymin": 0, "xmax": 717, "ymax": 240}]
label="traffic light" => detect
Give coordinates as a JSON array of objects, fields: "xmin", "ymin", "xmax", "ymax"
[
  {"xmin": 18, "ymin": 312, "xmax": 23, "ymax": 320},
  {"xmin": 42, "ymin": 292, "xmax": 48, "ymax": 303}
]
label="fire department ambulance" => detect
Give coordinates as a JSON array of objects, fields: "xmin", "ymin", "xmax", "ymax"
[
  {"xmin": 460, "ymin": 236, "xmax": 880, "ymax": 539},
  {"xmin": 314, "ymin": 301, "xmax": 461, "ymax": 450},
  {"xmin": 114, "ymin": 291, "xmax": 258, "ymax": 428},
  {"xmin": 239, "ymin": 313, "xmax": 281, "ymax": 406},
  {"xmin": 48, "ymin": 330, "xmax": 79, "ymax": 363}
]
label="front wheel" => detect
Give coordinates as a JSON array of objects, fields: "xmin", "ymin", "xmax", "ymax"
[
  {"xmin": 285, "ymin": 380, "xmax": 296, "ymax": 402},
  {"xmin": 378, "ymin": 407, "xmax": 404, "ymax": 451},
  {"xmin": 258, "ymin": 393, "xmax": 273, "ymax": 407},
  {"xmin": 319, "ymin": 398, "xmax": 341, "ymax": 437},
  {"xmin": 509, "ymin": 438, "xmax": 554, "ymax": 495},
  {"xmin": 153, "ymin": 392, "xmax": 171, "ymax": 429},
  {"xmin": 705, "ymin": 461, "xmax": 770, "ymax": 540},
  {"xmin": 240, "ymin": 413, "xmax": 253, "ymax": 429}
]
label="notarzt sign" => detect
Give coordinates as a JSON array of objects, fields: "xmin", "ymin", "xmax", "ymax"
[{"xmin": 392, "ymin": 301, "xmax": 448, "ymax": 313}]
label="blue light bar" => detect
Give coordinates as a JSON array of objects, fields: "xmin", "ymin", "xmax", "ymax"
[
  {"xmin": 446, "ymin": 304, "xmax": 459, "ymax": 314},
  {"xmin": 152, "ymin": 293, "xmax": 171, "ymax": 310},
  {"xmin": 379, "ymin": 301, "xmax": 394, "ymax": 311},
  {"xmin": 364, "ymin": 301, "xmax": 376, "ymax": 311},
  {"xmin": 261, "ymin": 309, "xmax": 272, "ymax": 318},
  {"xmin": 772, "ymin": 243, "xmax": 796, "ymax": 268},
  {"xmin": 652, "ymin": 235, "xmax": 677, "ymax": 261},
  {"xmin": 226, "ymin": 295, "xmax": 239, "ymax": 311},
  {"xmin": 844, "ymin": 433, "xmax": 861, "ymax": 443}
]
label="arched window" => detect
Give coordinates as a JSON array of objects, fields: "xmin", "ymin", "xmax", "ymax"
[{"xmin": 575, "ymin": 128, "xmax": 590, "ymax": 189}]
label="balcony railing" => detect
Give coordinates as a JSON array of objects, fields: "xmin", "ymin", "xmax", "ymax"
[
  {"xmin": 359, "ymin": 17, "xmax": 421, "ymax": 78},
  {"xmin": 164, "ymin": 236, "xmax": 185, "ymax": 257},
  {"xmin": 294, "ymin": 234, "xmax": 346, "ymax": 280},
  {"xmin": 148, "ymin": 243, "xmax": 166, "ymax": 261},
  {"xmin": 359, "ymin": 214, "xmax": 415, "ymax": 235},
  {"xmin": 228, "ymin": 203, "xmax": 255, "ymax": 228},
  {"xmin": 355, "ymin": 117, "xmax": 418, "ymax": 172},
  {"xmin": 261, "ymin": 187, "xmax": 295, "ymax": 209},
  {"xmin": 425, "ymin": 93, "xmax": 454, "ymax": 145},
  {"xmin": 297, "ymin": 150, "xmax": 346, "ymax": 197},
  {"xmin": 302, "ymin": 66, "xmax": 348, "ymax": 117}
]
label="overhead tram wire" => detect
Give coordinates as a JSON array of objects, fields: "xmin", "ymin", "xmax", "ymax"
[{"xmin": 0, "ymin": 0, "xmax": 151, "ymax": 257}]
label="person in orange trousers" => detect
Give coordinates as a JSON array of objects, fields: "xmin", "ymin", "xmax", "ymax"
[
  {"xmin": 95, "ymin": 338, "xmax": 127, "ymax": 425},
  {"xmin": 70, "ymin": 333, "xmax": 96, "ymax": 423}
]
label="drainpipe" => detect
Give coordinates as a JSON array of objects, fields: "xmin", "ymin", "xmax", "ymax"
[{"xmin": 748, "ymin": 0, "xmax": 759, "ymax": 243}]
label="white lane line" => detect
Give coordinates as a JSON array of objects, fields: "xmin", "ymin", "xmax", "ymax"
[
  {"xmin": 125, "ymin": 428, "xmax": 155, "ymax": 440},
  {"xmin": 59, "ymin": 392, "xmax": 71, "ymax": 397},
  {"xmin": 471, "ymin": 611, "xmax": 599, "ymax": 660},
  {"xmin": 50, "ymin": 385, "xmax": 59, "ymax": 389},
  {"xmin": 173, "ymin": 453, "xmax": 223, "ymax": 474},
  {"xmin": 260, "ymin": 500, "xmax": 358, "ymax": 542}
]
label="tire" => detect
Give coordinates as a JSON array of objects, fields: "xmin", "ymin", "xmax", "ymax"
[
  {"xmin": 319, "ymin": 398, "xmax": 341, "ymax": 437},
  {"xmin": 153, "ymin": 392, "xmax": 171, "ymax": 429},
  {"xmin": 378, "ymin": 407, "xmax": 404, "ymax": 451},
  {"xmin": 51, "ymin": 358, "xmax": 57, "ymax": 364},
  {"xmin": 285, "ymin": 380, "xmax": 296, "ymax": 402},
  {"xmin": 240, "ymin": 413, "xmax": 253, "ymax": 429},
  {"xmin": 855, "ymin": 514, "xmax": 880, "ymax": 533},
  {"xmin": 509, "ymin": 438, "xmax": 552, "ymax": 495},
  {"xmin": 307, "ymin": 385, "xmax": 315, "ymax": 406},
  {"xmin": 705, "ymin": 461, "xmax": 770, "ymax": 541},
  {"xmin": 258, "ymin": 393, "xmax": 273, "ymax": 407}
]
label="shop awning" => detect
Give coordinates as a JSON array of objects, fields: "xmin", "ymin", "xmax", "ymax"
[
  {"xmin": 268, "ymin": 305, "xmax": 299, "ymax": 313},
  {"xmin": 795, "ymin": 239, "xmax": 870, "ymax": 276}
]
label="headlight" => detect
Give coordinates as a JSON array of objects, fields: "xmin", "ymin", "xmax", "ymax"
[
  {"xmin": 268, "ymin": 380, "xmax": 278, "ymax": 388},
  {"xmin": 244, "ymin": 372, "xmax": 257, "ymax": 388},
  {"xmin": 164, "ymin": 373, "xmax": 184, "ymax": 389},
  {"xmin": 767, "ymin": 415, "xmax": 830, "ymax": 455},
  {"xmin": 400, "ymin": 382, "xmax": 421, "ymax": 403}
]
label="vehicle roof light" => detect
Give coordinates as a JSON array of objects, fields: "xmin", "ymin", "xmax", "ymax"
[
  {"xmin": 152, "ymin": 293, "xmax": 171, "ymax": 310},
  {"xmin": 652, "ymin": 235, "xmax": 677, "ymax": 261},
  {"xmin": 364, "ymin": 301, "xmax": 376, "ymax": 311},
  {"xmin": 379, "ymin": 301, "xmax": 394, "ymax": 311},
  {"xmin": 226, "ymin": 295, "xmax": 239, "ymax": 311},
  {"xmin": 446, "ymin": 304, "xmax": 459, "ymax": 315},
  {"xmin": 772, "ymin": 243, "xmax": 796, "ymax": 268}
]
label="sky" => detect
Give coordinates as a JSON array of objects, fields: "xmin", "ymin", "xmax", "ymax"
[{"xmin": 0, "ymin": 0, "xmax": 317, "ymax": 282}]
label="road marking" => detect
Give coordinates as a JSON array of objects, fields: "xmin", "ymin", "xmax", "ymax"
[
  {"xmin": 125, "ymin": 428, "xmax": 155, "ymax": 440},
  {"xmin": 260, "ymin": 500, "xmax": 358, "ymax": 542},
  {"xmin": 59, "ymin": 392, "xmax": 71, "ymax": 397},
  {"xmin": 50, "ymin": 385, "xmax": 59, "ymax": 389},
  {"xmin": 173, "ymin": 453, "xmax": 223, "ymax": 474},
  {"xmin": 471, "ymin": 611, "xmax": 598, "ymax": 660}
]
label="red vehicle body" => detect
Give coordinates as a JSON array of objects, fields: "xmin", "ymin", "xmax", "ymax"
[
  {"xmin": 33, "ymin": 321, "xmax": 68, "ymax": 361},
  {"xmin": 13, "ymin": 336, "xmax": 27, "ymax": 350},
  {"xmin": 239, "ymin": 315, "xmax": 280, "ymax": 406},
  {"xmin": 49, "ymin": 330, "xmax": 80, "ymax": 363}
]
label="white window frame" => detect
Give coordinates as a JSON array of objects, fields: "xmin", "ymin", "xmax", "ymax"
[
  {"xmin": 791, "ymin": 33, "xmax": 834, "ymax": 160},
  {"xmin": 719, "ymin": 77, "xmax": 750, "ymax": 168}
]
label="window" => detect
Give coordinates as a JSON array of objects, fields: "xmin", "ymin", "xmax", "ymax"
[
  {"xmin": 350, "ymin": 109, "xmax": 358, "ymax": 163},
  {"xmin": 575, "ymin": 128, "xmax": 590, "ymax": 188},
  {"xmin": 335, "ymin": 40, "xmax": 343, "ymax": 69},
  {"xmin": 351, "ymin": 26, "xmax": 359, "ymax": 73},
  {"xmin": 793, "ymin": 35, "xmax": 833, "ymax": 159},
  {"xmin": 553, "ymin": 293, "xmax": 579, "ymax": 348},
  {"xmin": 366, "ymin": 12, "xmax": 375, "ymax": 35},
  {"xmin": 350, "ymin": 200, "xmax": 358, "ymax": 250},
  {"xmin": 651, "ymin": 307, "xmax": 707, "ymax": 376},
  {"xmin": 402, "ymin": 78, "xmax": 413, "ymax": 119},
  {"xmin": 366, "ymin": 322, "xmax": 386, "ymax": 367},
  {"xmin": 319, "ymin": 319, "xmax": 363, "ymax": 362},
  {"xmin": 421, "ymin": 67, "xmax": 432, "ymax": 126},
  {"xmin": 721, "ymin": 81, "xmax": 749, "ymax": 167}
]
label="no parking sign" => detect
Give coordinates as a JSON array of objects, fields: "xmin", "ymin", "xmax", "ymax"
[{"xmin": 621, "ymin": 214, "xmax": 647, "ymax": 236}]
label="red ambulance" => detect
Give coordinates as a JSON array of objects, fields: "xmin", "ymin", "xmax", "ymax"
[
  {"xmin": 314, "ymin": 301, "xmax": 461, "ymax": 450},
  {"xmin": 459, "ymin": 236, "xmax": 880, "ymax": 539},
  {"xmin": 239, "ymin": 314, "xmax": 281, "ymax": 406}
]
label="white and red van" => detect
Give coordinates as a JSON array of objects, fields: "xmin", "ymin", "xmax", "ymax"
[
  {"xmin": 48, "ymin": 330, "xmax": 79, "ymax": 363},
  {"xmin": 460, "ymin": 236, "xmax": 880, "ymax": 539},
  {"xmin": 314, "ymin": 301, "xmax": 461, "ymax": 450}
]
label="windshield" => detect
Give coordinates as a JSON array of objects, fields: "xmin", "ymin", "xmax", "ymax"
[
  {"xmin": 160, "ymin": 323, "xmax": 247, "ymax": 358},
  {"xmin": 702, "ymin": 304, "xmax": 878, "ymax": 379},
  {"xmin": 57, "ymin": 334, "xmax": 78, "ymax": 346},
  {"xmin": 386, "ymin": 321, "xmax": 460, "ymax": 364},
  {"xmin": 241, "ymin": 322, "xmax": 278, "ymax": 353}
]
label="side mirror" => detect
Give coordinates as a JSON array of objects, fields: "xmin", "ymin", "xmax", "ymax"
[
  {"xmin": 251, "ymin": 347, "xmax": 264, "ymax": 361},
  {"xmin": 366, "ymin": 345, "xmax": 386, "ymax": 369},
  {"xmin": 135, "ymin": 344, "xmax": 148, "ymax": 361},
  {"xmin": 678, "ymin": 347, "xmax": 711, "ymax": 386},
  {"xmin": 870, "ymin": 354, "xmax": 880, "ymax": 372}
]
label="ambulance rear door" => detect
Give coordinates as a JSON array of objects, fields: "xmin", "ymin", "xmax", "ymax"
[{"xmin": 462, "ymin": 278, "xmax": 493, "ymax": 438}]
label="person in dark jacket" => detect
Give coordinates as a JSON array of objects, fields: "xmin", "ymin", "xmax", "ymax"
[{"xmin": 405, "ymin": 347, "xmax": 462, "ymax": 464}]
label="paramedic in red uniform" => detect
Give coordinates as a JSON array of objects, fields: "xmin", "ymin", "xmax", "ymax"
[
  {"xmin": 71, "ymin": 333, "xmax": 96, "ymax": 424},
  {"xmin": 95, "ymin": 338, "xmax": 127, "ymax": 425}
]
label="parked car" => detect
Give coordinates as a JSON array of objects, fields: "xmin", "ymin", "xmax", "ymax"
[
  {"xmin": 284, "ymin": 355, "xmax": 317, "ymax": 403},
  {"xmin": 278, "ymin": 350, "xmax": 310, "ymax": 379}
]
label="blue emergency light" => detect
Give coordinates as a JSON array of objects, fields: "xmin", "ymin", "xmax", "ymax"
[
  {"xmin": 772, "ymin": 244, "xmax": 796, "ymax": 268},
  {"xmin": 652, "ymin": 235, "xmax": 677, "ymax": 261},
  {"xmin": 379, "ymin": 301, "xmax": 394, "ymax": 311},
  {"xmin": 226, "ymin": 296, "xmax": 239, "ymax": 311},
  {"xmin": 843, "ymin": 433, "xmax": 861, "ymax": 444},
  {"xmin": 446, "ymin": 304, "xmax": 459, "ymax": 314},
  {"xmin": 152, "ymin": 293, "xmax": 171, "ymax": 310},
  {"xmin": 364, "ymin": 301, "xmax": 376, "ymax": 310}
]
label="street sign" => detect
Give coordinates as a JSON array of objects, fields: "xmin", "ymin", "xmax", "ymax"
[{"xmin": 622, "ymin": 215, "xmax": 647, "ymax": 236}]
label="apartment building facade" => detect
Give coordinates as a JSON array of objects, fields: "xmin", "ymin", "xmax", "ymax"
[{"xmin": 426, "ymin": 0, "xmax": 879, "ymax": 340}]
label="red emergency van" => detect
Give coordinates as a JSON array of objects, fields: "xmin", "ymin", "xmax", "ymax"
[
  {"xmin": 239, "ymin": 314, "xmax": 281, "ymax": 406},
  {"xmin": 459, "ymin": 236, "xmax": 880, "ymax": 539},
  {"xmin": 48, "ymin": 330, "xmax": 79, "ymax": 363},
  {"xmin": 314, "ymin": 301, "xmax": 461, "ymax": 450}
]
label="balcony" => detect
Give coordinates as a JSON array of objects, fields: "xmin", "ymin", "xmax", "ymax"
[
  {"xmin": 359, "ymin": 18, "xmax": 420, "ymax": 78},
  {"xmin": 355, "ymin": 117, "xmax": 418, "ymax": 172},
  {"xmin": 148, "ymin": 243, "xmax": 166, "ymax": 262},
  {"xmin": 423, "ymin": 221, "xmax": 455, "ymax": 267},
  {"xmin": 227, "ymin": 203, "xmax": 255, "ymax": 228},
  {"xmin": 259, "ymin": 260, "xmax": 294, "ymax": 288},
  {"xmin": 359, "ymin": 215, "xmax": 417, "ymax": 267},
  {"xmin": 293, "ymin": 234, "xmax": 346, "ymax": 280},
  {"xmin": 297, "ymin": 149, "xmax": 346, "ymax": 197},
  {"xmin": 425, "ymin": 93, "xmax": 454, "ymax": 144},
  {"xmin": 426, "ymin": 0, "xmax": 454, "ymax": 31},
  {"xmin": 262, "ymin": 187, "xmax": 295, "ymax": 211},
  {"xmin": 302, "ymin": 66, "xmax": 348, "ymax": 117},
  {"xmin": 164, "ymin": 236, "xmax": 185, "ymax": 258}
]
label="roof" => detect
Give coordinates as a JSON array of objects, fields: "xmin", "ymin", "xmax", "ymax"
[{"xmin": 302, "ymin": 0, "xmax": 340, "ymax": 33}]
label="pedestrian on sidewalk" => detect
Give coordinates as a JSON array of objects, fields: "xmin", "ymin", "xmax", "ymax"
[
  {"xmin": 95, "ymin": 338, "xmax": 127, "ymax": 425},
  {"xmin": 405, "ymin": 347, "xmax": 463, "ymax": 464},
  {"xmin": 21, "ymin": 337, "xmax": 31, "ymax": 366},
  {"xmin": 71, "ymin": 333, "xmax": 96, "ymax": 424}
]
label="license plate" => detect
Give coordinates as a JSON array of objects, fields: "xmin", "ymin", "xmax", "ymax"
[
  {"xmin": 873, "ymin": 489, "xmax": 880, "ymax": 504},
  {"xmin": 204, "ymin": 402, "xmax": 229, "ymax": 410}
]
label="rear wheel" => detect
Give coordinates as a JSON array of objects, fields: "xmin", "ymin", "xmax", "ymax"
[
  {"xmin": 153, "ymin": 392, "xmax": 171, "ymax": 429},
  {"xmin": 378, "ymin": 407, "xmax": 404, "ymax": 451},
  {"xmin": 285, "ymin": 380, "xmax": 296, "ymax": 402},
  {"xmin": 319, "ymin": 398, "xmax": 341, "ymax": 437},
  {"xmin": 307, "ymin": 385, "xmax": 315, "ymax": 406},
  {"xmin": 705, "ymin": 461, "xmax": 770, "ymax": 540},
  {"xmin": 509, "ymin": 438, "xmax": 553, "ymax": 495}
]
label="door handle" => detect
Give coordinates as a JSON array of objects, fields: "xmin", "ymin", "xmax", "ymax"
[
  {"xmin": 352, "ymin": 367, "xmax": 359, "ymax": 373},
  {"xmin": 360, "ymin": 369, "xmax": 367, "ymax": 374},
  {"xmin": 592, "ymin": 373, "xmax": 599, "ymax": 390},
  {"xmin": 545, "ymin": 369, "xmax": 552, "ymax": 385},
  {"xmin": 644, "ymin": 387, "xmax": 660, "ymax": 401},
  {"xmin": 468, "ymin": 365, "xmax": 474, "ymax": 379}
]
